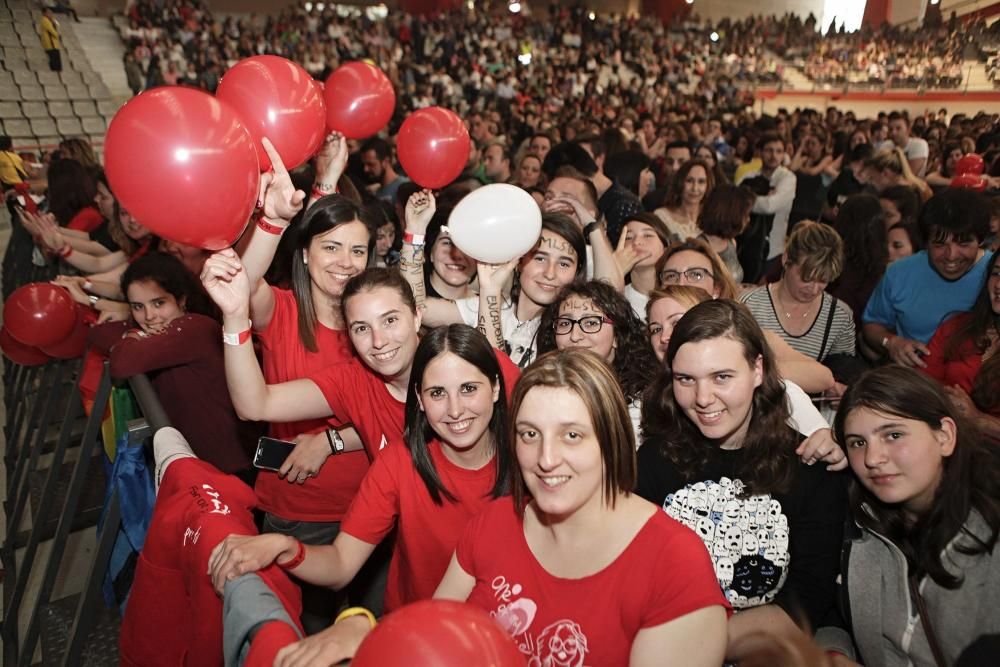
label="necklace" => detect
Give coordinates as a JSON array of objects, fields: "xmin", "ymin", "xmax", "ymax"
[{"xmin": 772, "ymin": 283, "xmax": 815, "ymax": 319}]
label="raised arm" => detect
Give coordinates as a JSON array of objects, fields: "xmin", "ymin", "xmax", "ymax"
[
  {"xmin": 305, "ymin": 131, "xmax": 348, "ymax": 209},
  {"xmin": 235, "ymin": 138, "xmax": 306, "ymax": 331},
  {"xmin": 475, "ymin": 259, "xmax": 518, "ymax": 350},
  {"xmin": 200, "ymin": 249, "xmax": 332, "ymax": 423},
  {"xmin": 398, "ymin": 189, "xmax": 464, "ymax": 326},
  {"xmin": 545, "ymin": 193, "xmax": 624, "ymax": 290}
]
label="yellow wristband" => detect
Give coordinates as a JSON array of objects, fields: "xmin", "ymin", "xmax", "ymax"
[{"xmin": 334, "ymin": 606, "xmax": 377, "ymax": 629}]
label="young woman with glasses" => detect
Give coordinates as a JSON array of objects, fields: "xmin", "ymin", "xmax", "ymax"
[{"xmin": 536, "ymin": 280, "xmax": 659, "ymax": 444}]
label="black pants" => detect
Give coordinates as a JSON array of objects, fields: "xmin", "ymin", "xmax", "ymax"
[{"xmin": 47, "ymin": 48, "xmax": 62, "ymax": 72}]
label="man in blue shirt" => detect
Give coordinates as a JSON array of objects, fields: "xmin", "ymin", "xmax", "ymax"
[{"xmin": 863, "ymin": 189, "xmax": 993, "ymax": 368}]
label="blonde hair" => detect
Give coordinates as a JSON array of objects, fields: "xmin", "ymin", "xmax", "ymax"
[
  {"xmin": 866, "ymin": 147, "xmax": 932, "ymax": 200},
  {"xmin": 783, "ymin": 220, "xmax": 844, "ymax": 283},
  {"xmin": 645, "ymin": 285, "xmax": 712, "ymax": 322}
]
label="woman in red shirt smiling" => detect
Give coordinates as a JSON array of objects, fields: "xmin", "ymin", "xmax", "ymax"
[{"xmin": 207, "ymin": 324, "xmax": 517, "ymax": 665}]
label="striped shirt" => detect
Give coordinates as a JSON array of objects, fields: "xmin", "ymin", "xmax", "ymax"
[{"xmin": 740, "ymin": 285, "xmax": 856, "ymax": 361}]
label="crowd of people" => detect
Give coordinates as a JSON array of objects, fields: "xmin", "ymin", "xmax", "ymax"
[{"xmin": 3, "ymin": 3, "xmax": 1000, "ymax": 666}]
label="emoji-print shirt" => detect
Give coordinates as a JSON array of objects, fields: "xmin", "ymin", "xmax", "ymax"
[{"xmin": 635, "ymin": 430, "xmax": 848, "ymax": 628}]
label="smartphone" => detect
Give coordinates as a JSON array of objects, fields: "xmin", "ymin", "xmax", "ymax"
[{"xmin": 253, "ymin": 437, "xmax": 295, "ymax": 471}]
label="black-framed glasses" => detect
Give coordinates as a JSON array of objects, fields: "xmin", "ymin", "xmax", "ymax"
[
  {"xmin": 553, "ymin": 315, "xmax": 614, "ymax": 335},
  {"xmin": 659, "ymin": 267, "xmax": 714, "ymax": 285}
]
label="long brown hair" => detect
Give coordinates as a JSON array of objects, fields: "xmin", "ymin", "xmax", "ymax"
[
  {"xmin": 834, "ymin": 366, "xmax": 1000, "ymax": 588},
  {"xmin": 641, "ymin": 300, "xmax": 798, "ymax": 495}
]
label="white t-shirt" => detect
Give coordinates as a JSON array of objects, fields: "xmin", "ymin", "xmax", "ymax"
[
  {"xmin": 624, "ymin": 284, "xmax": 649, "ymax": 322},
  {"xmin": 455, "ymin": 296, "xmax": 541, "ymax": 368}
]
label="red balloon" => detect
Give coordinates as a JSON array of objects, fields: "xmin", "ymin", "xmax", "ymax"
[
  {"xmin": 396, "ymin": 107, "xmax": 470, "ymax": 190},
  {"xmin": 216, "ymin": 55, "xmax": 326, "ymax": 171},
  {"xmin": 950, "ymin": 173, "xmax": 987, "ymax": 192},
  {"xmin": 352, "ymin": 600, "xmax": 525, "ymax": 667},
  {"xmin": 324, "ymin": 62, "xmax": 395, "ymax": 139},
  {"xmin": 3, "ymin": 283, "xmax": 77, "ymax": 347},
  {"xmin": 954, "ymin": 153, "xmax": 985, "ymax": 177},
  {"xmin": 104, "ymin": 86, "xmax": 260, "ymax": 251},
  {"xmin": 41, "ymin": 305, "xmax": 90, "ymax": 359},
  {"xmin": 0, "ymin": 327, "xmax": 49, "ymax": 366}
]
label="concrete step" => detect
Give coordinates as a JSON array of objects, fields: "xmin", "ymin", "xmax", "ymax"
[{"xmin": 64, "ymin": 17, "xmax": 130, "ymax": 103}]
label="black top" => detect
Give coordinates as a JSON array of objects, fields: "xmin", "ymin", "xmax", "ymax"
[
  {"xmin": 635, "ymin": 431, "xmax": 847, "ymax": 627},
  {"xmin": 598, "ymin": 181, "xmax": 643, "ymax": 246}
]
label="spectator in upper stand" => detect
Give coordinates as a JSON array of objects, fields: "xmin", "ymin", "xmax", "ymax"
[
  {"xmin": 38, "ymin": 7, "xmax": 62, "ymax": 72},
  {"xmin": 542, "ymin": 142, "xmax": 642, "ymax": 246},
  {"xmin": 360, "ymin": 138, "xmax": 409, "ymax": 204},
  {"xmin": 480, "ymin": 142, "xmax": 510, "ymax": 184},
  {"xmin": 878, "ymin": 111, "xmax": 930, "ymax": 177},
  {"xmin": 737, "ymin": 133, "xmax": 797, "ymax": 274},
  {"xmin": 863, "ymin": 189, "xmax": 994, "ymax": 368}
]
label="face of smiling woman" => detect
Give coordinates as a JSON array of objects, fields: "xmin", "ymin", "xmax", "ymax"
[{"xmin": 671, "ymin": 336, "xmax": 762, "ymax": 450}]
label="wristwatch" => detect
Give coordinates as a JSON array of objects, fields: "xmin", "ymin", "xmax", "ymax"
[
  {"xmin": 582, "ymin": 219, "xmax": 604, "ymax": 238},
  {"xmin": 326, "ymin": 428, "xmax": 345, "ymax": 455}
]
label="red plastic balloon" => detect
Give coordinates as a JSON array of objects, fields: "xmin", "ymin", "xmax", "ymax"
[
  {"xmin": 3, "ymin": 283, "xmax": 77, "ymax": 347},
  {"xmin": 950, "ymin": 173, "xmax": 987, "ymax": 192},
  {"xmin": 216, "ymin": 55, "xmax": 326, "ymax": 171},
  {"xmin": 104, "ymin": 86, "xmax": 260, "ymax": 251},
  {"xmin": 396, "ymin": 107, "xmax": 470, "ymax": 190},
  {"xmin": 0, "ymin": 327, "xmax": 49, "ymax": 366},
  {"xmin": 954, "ymin": 153, "xmax": 985, "ymax": 177},
  {"xmin": 41, "ymin": 305, "xmax": 90, "ymax": 359},
  {"xmin": 352, "ymin": 600, "xmax": 525, "ymax": 667},
  {"xmin": 324, "ymin": 62, "xmax": 395, "ymax": 139}
]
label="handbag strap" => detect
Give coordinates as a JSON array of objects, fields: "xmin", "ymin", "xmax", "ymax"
[
  {"xmin": 908, "ymin": 575, "xmax": 948, "ymax": 667},
  {"xmin": 816, "ymin": 293, "xmax": 836, "ymax": 361}
]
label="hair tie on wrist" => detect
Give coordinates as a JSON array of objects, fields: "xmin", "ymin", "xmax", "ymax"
[
  {"xmin": 278, "ymin": 539, "xmax": 306, "ymax": 571},
  {"xmin": 58, "ymin": 245, "xmax": 73, "ymax": 258}
]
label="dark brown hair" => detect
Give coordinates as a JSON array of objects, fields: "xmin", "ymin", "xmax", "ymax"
[
  {"xmin": 699, "ymin": 184, "xmax": 755, "ymax": 239},
  {"xmin": 834, "ymin": 366, "xmax": 1000, "ymax": 588},
  {"xmin": 663, "ymin": 159, "xmax": 715, "ymax": 209},
  {"xmin": 641, "ymin": 300, "xmax": 798, "ymax": 495}
]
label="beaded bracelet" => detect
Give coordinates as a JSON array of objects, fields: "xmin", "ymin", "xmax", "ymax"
[{"xmin": 277, "ymin": 539, "xmax": 306, "ymax": 571}]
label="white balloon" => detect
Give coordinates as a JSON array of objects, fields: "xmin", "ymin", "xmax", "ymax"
[{"xmin": 446, "ymin": 184, "xmax": 542, "ymax": 263}]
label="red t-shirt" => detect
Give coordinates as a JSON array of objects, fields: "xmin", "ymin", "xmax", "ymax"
[
  {"xmin": 254, "ymin": 286, "xmax": 369, "ymax": 521},
  {"xmin": 309, "ymin": 347, "xmax": 521, "ymax": 461},
  {"xmin": 457, "ymin": 497, "xmax": 729, "ymax": 666},
  {"xmin": 341, "ymin": 440, "xmax": 499, "ymax": 613},
  {"xmin": 120, "ymin": 458, "xmax": 302, "ymax": 667},
  {"xmin": 67, "ymin": 205, "xmax": 104, "ymax": 233},
  {"xmin": 923, "ymin": 313, "xmax": 996, "ymax": 413}
]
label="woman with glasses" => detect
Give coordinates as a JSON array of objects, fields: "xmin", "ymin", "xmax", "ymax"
[
  {"xmin": 536, "ymin": 281, "xmax": 658, "ymax": 444},
  {"xmin": 653, "ymin": 239, "xmax": 835, "ymax": 394}
]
